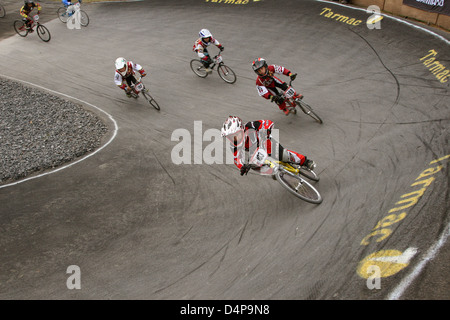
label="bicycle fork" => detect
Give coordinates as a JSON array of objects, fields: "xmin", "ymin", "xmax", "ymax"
[{"xmin": 295, "ymin": 99, "xmax": 310, "ymax": 115}]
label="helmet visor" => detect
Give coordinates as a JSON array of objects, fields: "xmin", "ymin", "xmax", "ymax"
[{"xmin": 226, "ymin": 129, "xmax": 244, "ymax": 146}]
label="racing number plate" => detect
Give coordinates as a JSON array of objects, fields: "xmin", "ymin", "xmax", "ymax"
[
  {"xmin": 135, "ymin": 82, "xmax": 144, "ymax": 92},
  {"xmin": 284, "ymin": 87, "xmax": 295, "ymax": 98}
]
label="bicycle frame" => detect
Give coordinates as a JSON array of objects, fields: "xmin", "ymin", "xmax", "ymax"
[
  {"xmin": 29, "ymin": 15, "xmax": 39, "ymax": 29},
  {"xmin": 130, "ymin": 73, "xmax": 145, "ymax": 93},
  {"xmin": 212, "ymin": 54, "xmax": 223, "ymax": 66},
  {"xmin": 247, "ymin": 139, "xmax": 297, "ymax": 175},
  {"xmin": 252, "ymin": 147, "xmax": 318, "ymax": 180},
  {"xmin": 281, "ymin": 81, "xmax": 301, "ymax": 108},
  {"xmin": 247, "ymin": 147, "xmax": 321, "ymax": 202},
  {"xmin": 204, "ymin": 53, "xmax": 222, "ymax": 70},
  {"xmin": 264, "ymin": 159, "xmax": 299, "ymax": 175}
]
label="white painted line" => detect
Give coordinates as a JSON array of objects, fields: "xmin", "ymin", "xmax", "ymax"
[
  {"xmin": 369, "ymin": 247, "xmax": 417, "ymax": 264},
  {"xmin": 0, "ymin": 74, "xmax": 119, "ymax": 189},
  {"xmin": 387, "ymin": 222, "xmax": 450, "ymax": 300},
  {"xmin": 314, "ymin": 0, "xmax": 450, "ymax": 45}
]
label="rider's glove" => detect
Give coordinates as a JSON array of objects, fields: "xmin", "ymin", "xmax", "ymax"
[
  {"xmin": 270, "ymin": 95, "xmax": 285, "ymax": 104},
  {"xmin": 218, "ymin": 45, "xmax": 224, "ymax": 51},
  {"xmin": 289, "ymin": 73, "xmax": 297, "ymax": 81},
  {"xmin": 140, "ymin": 70, "xmax": 147, "ymax": 77},
  {"xmin": 240, "ymin": 164, "xmax": 251, "ymax": 176}
]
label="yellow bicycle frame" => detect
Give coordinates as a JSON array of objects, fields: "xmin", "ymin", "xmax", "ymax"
[{"xmin": 265, "ymin": 159, "xmax": 300, "ymax": 175}]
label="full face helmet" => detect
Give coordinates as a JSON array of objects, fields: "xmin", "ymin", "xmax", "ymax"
[
  {"xmin": 221, "ymin": 116, "xmax": 245, "ymax": 147},
  {"xmin": 252, "ymin": 57, "xmax": 268, "ymax": 77},
  {"xmin": 199, "ymin": 28, "xmax": 213, "ymax": 45},
  {"xmin": 115, "ymin": 57, "xmax": 128, "ymax": 77}
]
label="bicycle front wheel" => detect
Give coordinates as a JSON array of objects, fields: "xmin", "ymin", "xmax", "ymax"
[
  {"xmin": 275, "ymin": 170, "xmax": 322, "ymax": 204},
  {"xmin": 37, "ymin": 24, "xmax": 51, "ymax": 42},
  {"xmin": 14, "ymin": 20, "xmax": 28, "ymax": 37},
  {"xmin": 217, "ymin": 63, "xmax": 236, "ymax": 84},
  {"xmin": 190, "ymin": 59, "xmax": 208, "ymax": 78},
  {"xmin": 142, "ymin": 89, "xmax": 160, "ymax": 111},
  {"xmin": 296, "ymin": 99, "xmax": 323, "ymax": 124},
  {"xmin": 80, "ymin": 10, "xmax": 89, "ymax": 27},
  {"xmin": 57, "ymin": 7, "xmax": 68, "ymax": 23}
]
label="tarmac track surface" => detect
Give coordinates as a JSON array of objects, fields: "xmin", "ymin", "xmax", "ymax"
[{"xmin": 0, "ymin": 0, "xmax": 449, "ymax": 300}]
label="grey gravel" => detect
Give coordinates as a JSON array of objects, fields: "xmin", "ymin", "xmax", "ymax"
[{"xmin": 0, "ymin": 77, "xmax": 108, "ymax": 184}]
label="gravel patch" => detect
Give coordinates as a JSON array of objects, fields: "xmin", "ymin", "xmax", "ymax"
[{"xmin": 0, "ymin": 77, "xmax": 108, "ymax": 184}]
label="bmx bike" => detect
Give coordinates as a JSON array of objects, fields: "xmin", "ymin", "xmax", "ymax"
[
  {"xmin": 249, "ymin": 148, "xmax": 322, "ymax": 204},
  {"xmin": 14, "ymin": 15, "xmax": 51, "ymax": 42},
  {"xmin": 57, "ymin": 2, "xmax": 89, "ymax": 27},
  {"xmin": 281, "ymin": 78, "xmax": 323, "ymax": 124},
  {"xmin": 190, "ymin": 52, "xmax": 236, "ymax": 84},
  {"xmin": 128, "ymin": 74, "xmax": 160, "ymax": 111}
]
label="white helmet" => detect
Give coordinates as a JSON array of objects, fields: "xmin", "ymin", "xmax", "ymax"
[
  {"xmin": 221, "ymin": 116, "xmax": 245, "ymax": 146},
  {"xmin": 199, "ymin": 29, "xmax": 212, "ymax": 43},
  {"xmin": 115, "ymin": 57, "xmax": 128, "ymax": 76}
]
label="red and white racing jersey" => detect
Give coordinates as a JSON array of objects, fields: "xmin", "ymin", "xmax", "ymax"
[
  {"xmin": 193, "ymin": 37, "xmax": 222, "ymax": 59},
  {"xmin": 255, "ymin": 65, "xmax": 291, "ymax": 99},
  {"xmin": 114, "ymin": 61, "xmax": 145, "ymax": 88},
  {"xmin": 231, "ymin": 120, "xmax": 274, "ymax": 170}
]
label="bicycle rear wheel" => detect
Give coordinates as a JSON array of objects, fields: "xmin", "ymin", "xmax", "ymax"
[
  {"xmin": 14, "ymin": 20, "xmax": 28, "ymax": 37},
  {"xmin": 217, "ymin": 63, "xmax": 236, "ymax": 84},
  {"xmin": 142, "ymin": 89, "xmax": 160, "ymax": 111},
  {"xmin": 296, "ymin": 99, "xmax": 323, "ymax": 124},
  {"xmin": 37, "ymin": 24, "xmax": 51, "ymax": 42},
  {"xmin": 190, "ymin": 59, "xmax": 208, "ymax": 78},
  {"xmin": 299, "ymin": 167, "xmax": 319, "ymax": 182},
  {"xmin": 275, "ymin": 170, "xmax": 322, "ymax": 204},
  {"xmin": 57, "ymin": 7, "xmax": 68, "ymax": 23}
]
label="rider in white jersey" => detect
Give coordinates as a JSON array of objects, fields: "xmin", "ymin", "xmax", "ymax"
[{"xmin": 114, "ymin": 57, "xmax": 147, "ymax": 98}]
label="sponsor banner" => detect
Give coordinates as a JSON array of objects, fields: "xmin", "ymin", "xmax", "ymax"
[{"xmin": 403, "ymin": 0, "xmax": 450, "ymax": 16}]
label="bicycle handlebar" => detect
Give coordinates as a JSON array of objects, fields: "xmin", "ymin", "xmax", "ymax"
[{"xmin": 288, "ymin": 77, "xmax": 297, "ymax": 87}]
